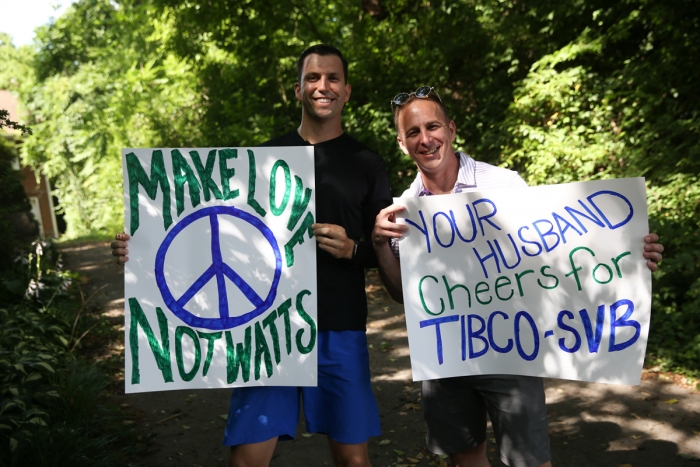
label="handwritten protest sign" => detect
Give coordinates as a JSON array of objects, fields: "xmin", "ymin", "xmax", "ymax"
[
  {"xmin": 397, "ymin": 178, "xmax": 651, "ymax": 385},
  {"xmin": 122, "ymin": 147, "xmax": 317, "ymax": 394}
]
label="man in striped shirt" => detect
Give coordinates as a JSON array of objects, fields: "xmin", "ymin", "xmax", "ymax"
[{"xmin": 371, "ymin": 87, "xmax": 664, "ymax": 467}]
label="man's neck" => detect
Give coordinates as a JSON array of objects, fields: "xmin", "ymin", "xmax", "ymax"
[
  {"xmin": 420, "ymin": 150, "xmax": 460, "ymax": 195},
  {"xmin": 297, "ymin": 115, "xmax": 344, "ymax": 144}
]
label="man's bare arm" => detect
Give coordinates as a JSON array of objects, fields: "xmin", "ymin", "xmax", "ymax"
[{"xmin": 372, "ymin": 204, "xmax": 408, "ymax": 303}]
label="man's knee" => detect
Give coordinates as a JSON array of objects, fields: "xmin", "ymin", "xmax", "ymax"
[
  {"xmin": 328, "ymin": 439, "xmax": 371, "ymax": 467},
  {"xmin": 449, "ymin": 441, "xmax": 490, "ymax": 467},
  {"xmin": 229, "ymin": 437, "xmax": 278, "ymax": 467}
]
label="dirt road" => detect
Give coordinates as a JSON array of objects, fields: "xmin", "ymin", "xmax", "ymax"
[{"xmin": 61, "ymin": 241, "xmax": 700, "ymax": 467}]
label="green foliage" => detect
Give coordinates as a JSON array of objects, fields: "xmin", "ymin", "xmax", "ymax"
[
  {"xmin": 0, "ymin": 110, "xmax": 31, "ymax": 136},
  {"xmin": 1, "ymin": 0, "xmax": 698, "ymax": 371},
  {"xmin": 495, "ymin": 0, "xmax": 700, "ymax": 372},
  {"xmin": 0, "ymin": 242, "xmax": 136, "ymax": 465},
  {"xmin": 2, "ymin": 0, "xmax": 202, "ymax": 238}
]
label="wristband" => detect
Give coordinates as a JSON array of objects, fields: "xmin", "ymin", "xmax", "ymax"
[{"xmin": 353, "ymin": 241, "xmax": 359, "ymax": 257}]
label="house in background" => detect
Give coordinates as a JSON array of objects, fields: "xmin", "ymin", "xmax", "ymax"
[{"xmin": 0, "ymin": 90, "xmax": 60, "ymax": 239}]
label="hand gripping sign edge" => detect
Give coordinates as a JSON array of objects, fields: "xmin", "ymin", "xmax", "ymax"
[{"xmin": 154, "ymin": 205, "xmax": 282, "ymax": 330}]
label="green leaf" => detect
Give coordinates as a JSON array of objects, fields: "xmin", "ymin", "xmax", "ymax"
[{"xmin": 32, "ymin": 361, "xmax": 55, "ymax": 373}]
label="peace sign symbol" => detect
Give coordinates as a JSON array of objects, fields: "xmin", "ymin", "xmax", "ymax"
[{"xmin": 155, "ymin": 206, "xmax": 282, "ymax": 331}]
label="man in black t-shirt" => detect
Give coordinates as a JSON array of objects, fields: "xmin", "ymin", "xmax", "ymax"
[{"xmin": 112, "ymin": 45, "xmax": 391, "ymax": 466}]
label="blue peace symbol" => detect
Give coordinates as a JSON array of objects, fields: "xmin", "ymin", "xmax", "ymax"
[{"xmin": 155, "ymin": 206, "xmax": 282, "ymax": 330}]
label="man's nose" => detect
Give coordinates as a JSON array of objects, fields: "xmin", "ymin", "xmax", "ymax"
[
  {"xmin": 419, "ymin": 128, "xmax": 431, "ymax": 144},
  {"xmin": 318, "ymin": 76, "xmax": 331, "ymax": 91}
]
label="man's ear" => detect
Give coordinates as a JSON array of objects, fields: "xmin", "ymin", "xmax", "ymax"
[
  {"xmin": 344, "ymin": 83, "xmax": 352, "ymax": 103},
  {"xmin": 449, "ymin": 120, "xmax": 456, "ymax": 143},
  {"xmin": 294, "ymin": 82, "xmax": 302, "ymax": 101},
  {"xmin": 397, "ymin": 135, "xmax": 409, "ymax": 155}
]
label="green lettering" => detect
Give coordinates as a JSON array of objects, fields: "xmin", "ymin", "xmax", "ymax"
[
  {"xmin": 129, "ymin": 297, "xmax": 173, "ymax": 384},
  {"xmin": 270, "ymin": 160, "xmax": 291, "ymax": 216},
  {"xmin": 495, "ymin": 276, "xmax": 514, "ymax": 301},
  {"xmin": 276, "ymin": 298, "xmax": 293, "ymax": 355},
  {"xmin": 611, "ymin": 251, "xmax": 631, "ymax": 278},
  {"xmin": 196, "ymin": 331, "xmax": 222, "ymax": 377},
  {"xmin": 475, "ymin": 281, "xmax": 492, "ymax": 305},
  {"xmin": 287, "ymin": 175, "xmax": 312, "ymax": 231},
  {"xmin": 442, "ymin": 275, "xmax": 470, "ymax": 310},
  {"xmin": 516, "ymin": 269, "xmax": 535, "ymax": 296},
  {"xmin": 254, "ymin": 321, "xmax": 273, "ymax": 380},
  {"xmin": 295, "ymin": 290, "xmax": 316, "ymax": 354},
  {"xmin": 218, "ymin": 148, "xmax": 239, "ymax": 200},
  {"xmin": 172, "ymin": 149, "xmax": 202, "ymax": 216},
  {"xmin": 190, "ymin": 149, "xmax": 223, "ymax": 201},
  {"xmin": 593, "ymin": 263, "xmax": 614, "ymax": 284},
  {"xmin": 419, "ymin": 275, "xmax": 444, "ymax": 316},
  {"xmin": 126, "ymin": 150, "xmax": 172, "ymax": 235},
  {"xmin": 537, "ymin": 266, "xmax": 559, "ymax": 290},
  {"xmin": 262, "ymin": 310, "xmax": 281, "ymax": 364},
  {"xmin": 225, "ymin": 328, "xmax": 251, "ymax": 383},
  {"xmin": 175, "ymin": 326, "xmax": 201, "ymax": 382},
  {"xmin": 246, "ymin": 149, "xmax": 267, "ymax": 217},
  {"xmin": 284, "ymin": 211, "xmax": 314, "ymax": 267}
]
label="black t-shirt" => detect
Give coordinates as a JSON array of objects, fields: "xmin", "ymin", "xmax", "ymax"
[{"xmin": 261, "ymin": 130, "xmax": 392, "ymax": 331}]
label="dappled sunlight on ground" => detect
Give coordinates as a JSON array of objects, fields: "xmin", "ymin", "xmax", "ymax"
[{"xmin": 59, "ymin": 244, "xmax": 700, "ymax": 466}]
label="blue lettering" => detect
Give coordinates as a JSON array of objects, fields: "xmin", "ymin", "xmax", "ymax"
[
  {"xmin": 473, "ymin": 198, "xmax": 502, "ymax": 236},
  {"xmin": 533, "ymin": 219, "xmax": 560, "ymax": 253},
  {"xmin": 514, "ymin": 311, "xmax": 539, "ymax": 361},
  {"xmin": 518, "ymin": 226, "xmax": 543, "ymax": 257},
  {"xmin": 556, "ymin": 310, "xmax": 581, "ymax": 353},
  {"xmin": 564, "ymin": 201, "xmax": 604, "ymax": 233},
  {"xmin": 468, "ymin": 314, "xmax": 488, "ymax": 359},
  {"xmin": 405, "ymin": 210, "xmax": 431, "ymax": 253},
  {"xmin": 472, "ymin": 240, "xmax": 500, "ymax": 279},
  {"xmin": 552, "ymin": 212, "xmax": 583, "ymax": 244},
  {"xmin": 494, "ymin": 233, "xmax": 522, "ymax": 270},
  {"xmin": 487, "ymin": 311, "xmax": 513, "ymax": 353},
  {"xmin": 433, "ymin": 211, "xmax": 455, "ymax": 248},
  {"xmin": 609, "ymin": 299, "xmax": 641, "ymax": 352},
  {"xmin": 453, "ymin": 206, "xmax": 477, "ymax": 243},
  {"xmin": 420, "ymin": 316, "xmax": 460, "ymax": 365},
  {"xmin": 579, "ymin": 305, "xmax": 605, "ymax": 353},
  {"xmin": 587, "ymin": 191, "xmax": 634, "ymax": 230}
]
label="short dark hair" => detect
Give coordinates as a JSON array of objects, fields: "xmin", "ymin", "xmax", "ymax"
[
  {"xmin": 393, "ymin": 93, "xmax": 451, "ymax": 132},
  {"xmin": 296, "ymin": 44, "xmax": 349, "ymax": 83}
]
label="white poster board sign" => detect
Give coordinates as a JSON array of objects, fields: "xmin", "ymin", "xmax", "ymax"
[
  {"xmin": 122, "ymin": 147, "xmax": 317, "ymax": 393},
  {"xmin": 398, "ymin": 178, "xmax": 651, "ymax": 385}
]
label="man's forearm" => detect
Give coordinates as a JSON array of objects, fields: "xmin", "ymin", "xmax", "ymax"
[{"xmin": 374, "ymin": 242, "xmax": 404, "ymax": 304}]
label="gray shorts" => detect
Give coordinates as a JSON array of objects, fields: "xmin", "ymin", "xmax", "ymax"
[{"xmin": 422, "ymin": 375, "xmax": 550, "ymax": 467}]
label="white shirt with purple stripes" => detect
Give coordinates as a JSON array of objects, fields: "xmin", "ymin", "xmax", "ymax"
[{"xmin": 391, "ymin": 151, "xmax": 527, "ymax": 257}]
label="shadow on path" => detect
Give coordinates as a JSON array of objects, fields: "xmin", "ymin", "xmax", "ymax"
[{"xmin": 60, "ymin": 242, "xmax": 700, "ymax": 466}]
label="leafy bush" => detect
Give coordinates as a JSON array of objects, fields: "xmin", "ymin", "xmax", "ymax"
[{"xmin": 0, "ymin": 241, "xmax": 136, "ymax": 466}]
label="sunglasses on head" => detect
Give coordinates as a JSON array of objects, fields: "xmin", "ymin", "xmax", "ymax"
[{"xmin": 391, "ymin": 86, "xmax": 442, "ymax": 108}]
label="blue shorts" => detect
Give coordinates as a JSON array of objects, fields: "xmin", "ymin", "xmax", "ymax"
[{"xmin": 222, "ymin": 330, "xmax": 381, "ymax": 446}]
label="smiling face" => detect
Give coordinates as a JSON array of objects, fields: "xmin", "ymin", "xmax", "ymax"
[
  {"xmin": 396, "ymin": 98, "xmax": 457, "ymax": 177},
  {"xmin": 294, "ymin": 53, "xmax": 351, "ymax": 124}
]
